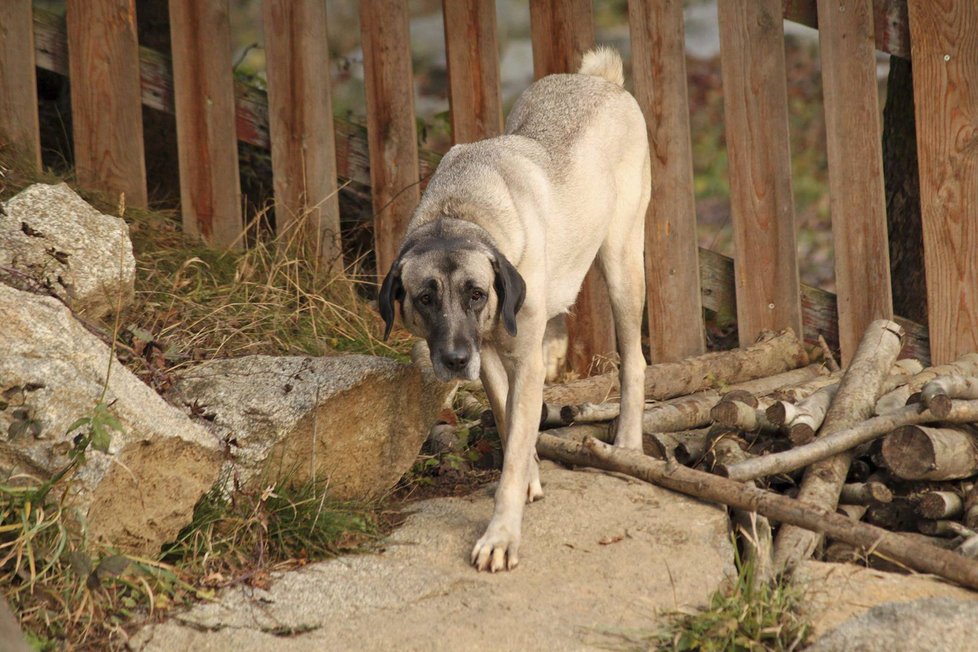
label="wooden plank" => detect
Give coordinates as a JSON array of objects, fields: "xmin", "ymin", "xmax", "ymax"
[
  {"xmin": 628, "ymin": 0, "xmax": 705, "ymax": 363},
  {"xmin": 783, "ymin": 0, "xmax": 911, "ymax": 59},
  {"xmin": 908, "ymin": 1, "xmax": 978, "ymax": 364},
  {"xmin": 359, "ymin": 0, "xmax": 420, "ymax": 280},
  {"xmin": 262, "ymin": 0, "xmax": 342, "ymax": 273},
  {"xmin": 698, "ymin": 247, "xmax": 930, "ymax": 365},
  {"xmin": 529, "ymin": 0, "xmax": 614, "ymax": 376},
  {"xmin": 718, "ymin": 0, "xmax": 803, "ymax": 348},
  {"xmin": 32, "ymin": 7, "xmax": 446, "ymax": 192},
  {"xmin": 817, "ymin": 0, "xmax": 893, "ymax": 365},
  {"xmin": 0, "ymin": 0, "xmax": 41, "ymax": 168},
  {"xmin": 168, "ymin": 0, "xmax": 242, "ymax": 248},
  {"xmin": 65, "ymin": 0, "xmax": 147, "ymax": 208},
  {"xmin": 442, "ymin": 0, "xmax": 503, "ymax": 144},
  {"xmin": 528, "ymin": 0, "xmax": 594, "ymax": 78}
]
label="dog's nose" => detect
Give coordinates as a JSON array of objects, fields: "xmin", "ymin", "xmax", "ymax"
[{"xmin": 441, "ymin": 349, "xmax": 470, "ymax": 372}]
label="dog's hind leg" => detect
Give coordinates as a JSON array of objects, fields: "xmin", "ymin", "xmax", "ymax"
[
  {"xmin": 597, "ymin": 228, "xmax": 648, "ymax": 451},
  {"xmin": 480, "ymin": 346, "xmax": 543, "ymax": 503}
]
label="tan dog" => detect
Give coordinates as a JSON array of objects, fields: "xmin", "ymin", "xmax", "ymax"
[{"xmin": 379, "ymin": 48, "xmax": 650, "ymax": 572}]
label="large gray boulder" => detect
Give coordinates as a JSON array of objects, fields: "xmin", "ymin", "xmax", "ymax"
[
  {"xmin": 130, "ymin": 462, "xmax": 735, "ymax": 651},
  {"xmin": 0, "ymin": 182, "xmax": 135, "ymax": 318},
  {"xmin": 166, "ymin": 346, "xmax": 454, "ymax": 500},
  {"xmin": 0, "ymin": 284, "xmax": 222, "ymax": 556},
  {"xmin": 807, "ymin": 597, "xmax": 978, "ymax": 652}
]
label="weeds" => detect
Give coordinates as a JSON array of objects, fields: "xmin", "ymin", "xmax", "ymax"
[
  {"xmin": 649, "ymin": 548, "xmax": 811, "ymax": 652},
  {"xmin": 161, "ymin": 476, "xmax": 380, "ymax": 588}
]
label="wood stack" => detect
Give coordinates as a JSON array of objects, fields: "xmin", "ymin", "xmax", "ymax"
[{"xmin": 528, "ymin": 324, "xmax": 978, "ymax": 591}]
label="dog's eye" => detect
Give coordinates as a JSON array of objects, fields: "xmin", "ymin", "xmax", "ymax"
[
  {"xmin": 470, "ymin": 289, "xmax": 486, "ymax": 304},
  {"xmin": 417, "ymin": 293, "xmax": 433, "ymax": 306}
]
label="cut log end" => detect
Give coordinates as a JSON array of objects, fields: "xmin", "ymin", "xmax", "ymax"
[{"xmin": 788, "ymin": 422, "xmax": 816, "ymax": 446}]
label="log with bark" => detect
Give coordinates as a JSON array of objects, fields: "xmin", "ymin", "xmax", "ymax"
[
  {"xmin": 773, "ymin": 320, "xmax": 905, "ymax": 573},
  {"xmin": 558, "ymin": 364, "xmax": 827, "ymax": 433},
  {"xmin": 535, "ymin": 430, "xmax": 978, "ymax": 591},
  {"xmin": 839, "ymin": 481, "xmax": 893, "ymax": 505},
  {"xmin": 875, "ymin": 354, "xmax": 978, "ymax": 415},
  {"xmin": 767, "ymin": 359, "xmax": 921, "ymax": 445},
  {"xmin": 717, "ymin": 400, "xmax": 978, "ymax": 482},
  {"xmin": 541, "ymin": 328, "xmax": 809, "ymax": 407},
  {"xmin": 921, "ymin": 376, "xmax": 978, "ymax": 419},
  {"xmin": 881, "ymin": 425, "xmax": 978, "ymax": 481},
  {"xmin": 916, "ymin": 491, "xmax": 964, "ymax": 520}
]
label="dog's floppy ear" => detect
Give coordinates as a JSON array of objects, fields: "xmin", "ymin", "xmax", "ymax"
[
  {"xmin": 378, "ymin": 258, "xmax": 406, "ymax": 341},
  {"xmin": 491, "ymin": 251, "xmax": 526, "ymax": 337}
]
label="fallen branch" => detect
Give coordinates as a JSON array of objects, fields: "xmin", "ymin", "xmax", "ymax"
[
  {"xmin": 535, "ymin": 432, "xmax": 978, "ymax": 592},
  {"xmin": 773, "ymin": 320, "xmax": 905, "ymax": 572}
]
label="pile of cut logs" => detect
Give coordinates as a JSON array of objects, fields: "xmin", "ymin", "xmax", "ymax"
[{"xmin": 528, "ymin": 322, "xmax": 978, "ymax": 591}]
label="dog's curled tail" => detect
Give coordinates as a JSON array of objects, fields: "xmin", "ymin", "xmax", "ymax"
[{"xmin": 578, "ymin": 47, "xmax": 624, "ymax": 87}]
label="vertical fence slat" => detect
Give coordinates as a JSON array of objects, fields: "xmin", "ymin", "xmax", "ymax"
[
  {"xmin": 529, "ymin": 0, "xmax": 615, "ymax": 376},
  {"xmin": 168, "ymin": 0, "xmax": 242, "ymax": 248},
  {"xmin": 718, "ymin": 0, "xmax": 803, "ymax": 347},
  {"xmin": 908, "ymin": 1, "xmax": 978, "ymax": 364},
  {"xmin": 360, "ymin": 0, "xmax": 420, "ymax": 280},
  {"xmin": 817, "ymin": 0, "xmax": 893, "ymax": 364},
  {"xmin": 0, "ymin": 0, "xmax": 41, "ymax": 169},
  {"xmin": 442, "ymin": 0, "xmax": 503, "ymax": 144},
  {"xmin": 65, "ymin": 0, "xmax": 147, "ymax": 208},
  {"xmin": 629, "ymin": 0, "xmax": 705, "ymax": 363},
  {"xmin": 529, "ymin": 0, "xmax": 594, "ymax": 77},
  {"xmin": 263, "ymin": 0, "xmax": 342, "ymax": 272}
]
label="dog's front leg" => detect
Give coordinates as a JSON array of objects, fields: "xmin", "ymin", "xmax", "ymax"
[
  {"xmin": 480, "ymin": 346, "xmax": 544, "ymax": 504},
  {"xmin": 471, "ymin": 345, "xmax": 546, "ymax": 572}
]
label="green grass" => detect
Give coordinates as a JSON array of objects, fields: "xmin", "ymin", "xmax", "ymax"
[
  {"xmin": 648, "ymin": 549, "xmax": 811, "ymax": 652},
  {"xmin": 161, "ymin": 474, "xmax": 381, "ymax": 583}
]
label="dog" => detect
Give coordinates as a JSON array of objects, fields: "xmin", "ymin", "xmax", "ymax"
[{"xmin": 379, "ymin": 47, "xmax": 650, "ymax": 572}]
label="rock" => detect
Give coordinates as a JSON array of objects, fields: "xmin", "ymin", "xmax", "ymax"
[
  {"xmin": 807, "ymin": 597, "xmax": 978, "ymax": 652},
  {"xmin": 166, "ymin": 347, "xmax": 455, "ymax": 500},
  {"xmin": 796, "ymin": 560, "xmax": 978, "ymax": 641},
  {"xmin": 129, "ymin": 462, "xmax": 735, "ymax": 651},
  {"xmin": 0, "ymin": 182, "xmax": 135, "ymax": 318},
  {"xmin": 0, "ymin": 284, "xmax": 222, "ymax": 556}
]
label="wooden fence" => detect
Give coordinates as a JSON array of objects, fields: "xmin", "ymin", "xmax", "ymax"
[{"xmin": 2, "ymin": 0, "xmax": 977, "ymax": 372}]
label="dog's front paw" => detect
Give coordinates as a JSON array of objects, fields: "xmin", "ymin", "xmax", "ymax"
[{"xmin": 470, "ymin": 521, "xmax": 520, "ymax": 572}]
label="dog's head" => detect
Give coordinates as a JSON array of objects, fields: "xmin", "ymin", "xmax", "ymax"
[{"xmin": 378, "ymin": 221, "xmax": 525, "ymax": 382}]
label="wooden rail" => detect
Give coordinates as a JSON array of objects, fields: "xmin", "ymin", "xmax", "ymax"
[{"xmin": 3, "ymin": 0, "xmax": 966, "ymax": 373}]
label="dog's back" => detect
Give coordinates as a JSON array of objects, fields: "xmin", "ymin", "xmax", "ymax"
[{"xmin": 504, "ymin": 48, "xmax": 636, "ymax": 166}]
